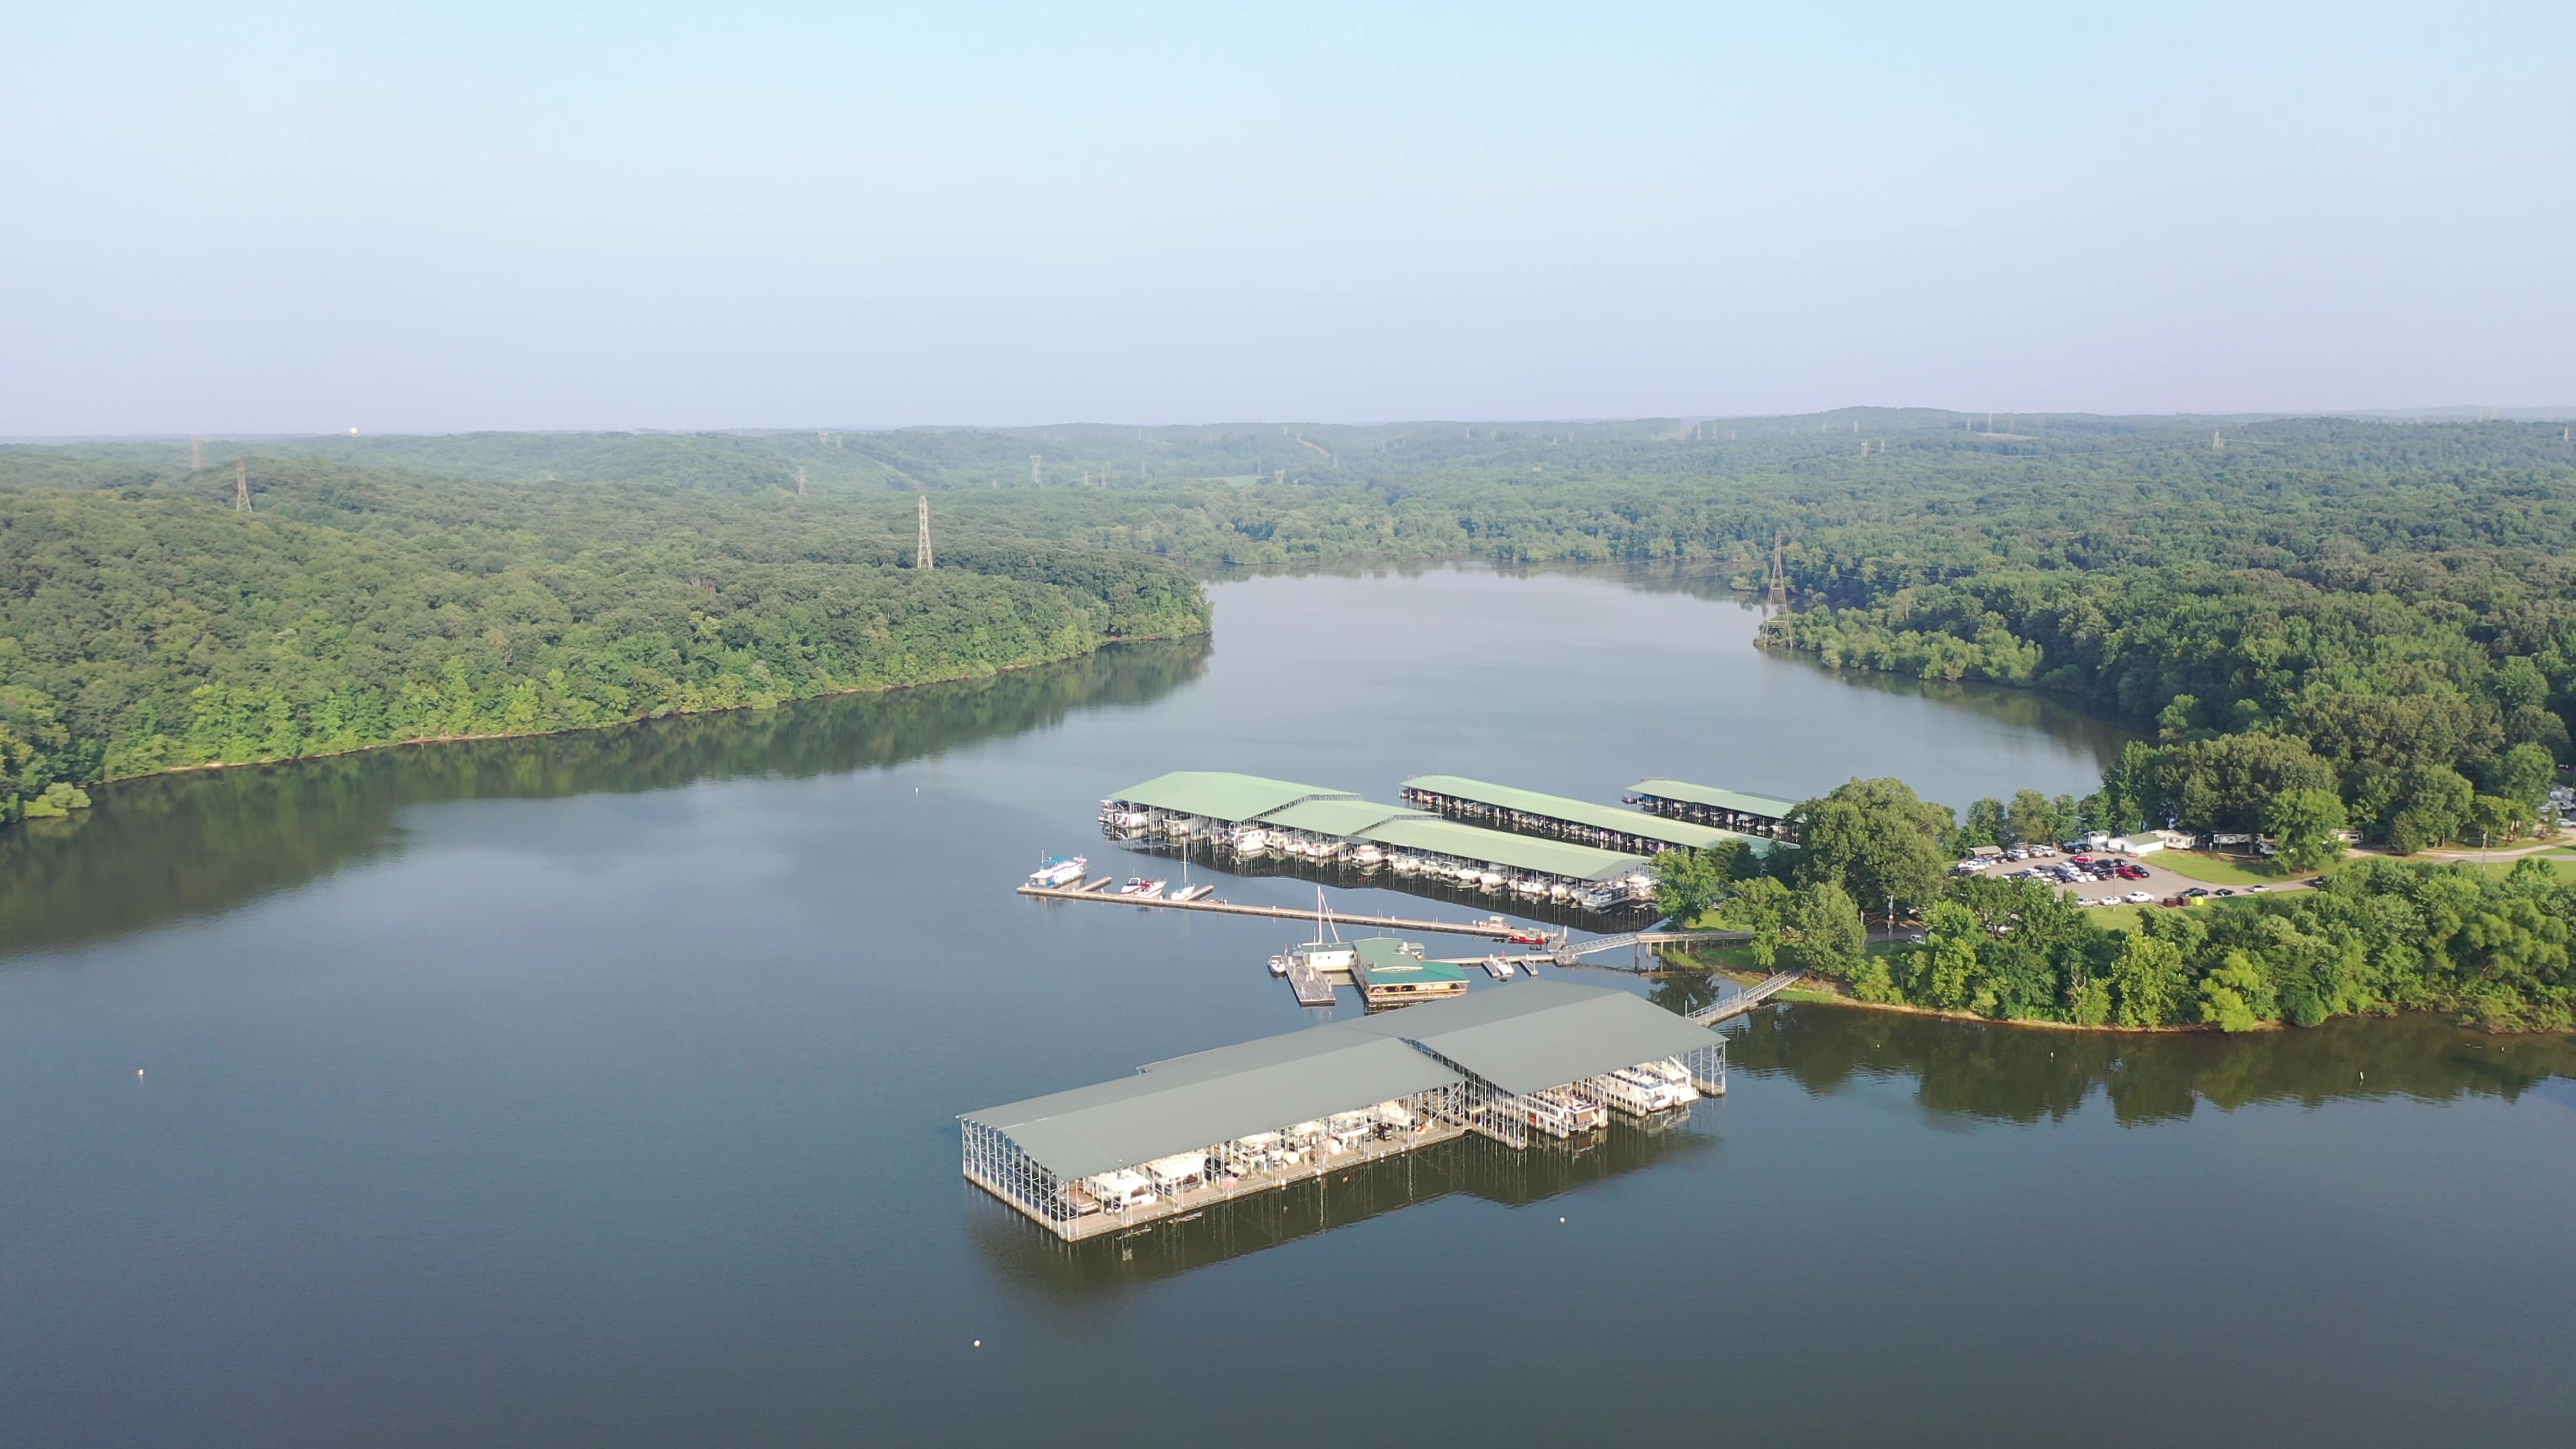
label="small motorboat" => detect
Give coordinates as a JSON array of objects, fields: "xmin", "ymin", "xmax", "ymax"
[
  {"xmin": 1025, "ymin": 855, "xmax": 1088, "ymax": 888},
  {"xmin": 1118, "ymin": 877, "xmax": 1167, "ymax": 900}
]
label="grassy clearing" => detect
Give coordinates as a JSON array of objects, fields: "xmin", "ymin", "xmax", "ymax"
[
  {"xmin": 2148, "ymin": 851, "xmax": 2288, "ymax": 885},
  {"xmin": 2459, "ymin": 855, "xmax": 2576, "ymax": 883}
]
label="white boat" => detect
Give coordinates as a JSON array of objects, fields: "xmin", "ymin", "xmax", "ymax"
[
  {"xmin": 1025, "ymin": 855, "xmax": 1088, "ymax": 888},
  {"xmin": 1232, "ymin": 826, "xmax": 1271, "ymax": 853},
  {"xmin": 1349, "ymin": 843, "xmax": 1385, "ymax": 867},
  {"xmin": 1269, "ymin": 953, "xmax": 1291, "ymax": 977},
  {"xmin": 1523, "ymin": 1090, "xmax": 1605, "ymax": 1138},
  {"xmin": 1477, "ymin": 869, "xmax": 1505, "ymax": 889},
  {"xmin": 1118, "ymin": 877, "xmax": 1167, "ymax": 899},
  {"xmin": 1548, "ymin": 882, "xmax": 1574, "ymax": 900},
  {"xmin": 1086, "ymin": 1169, "xmax": 1158, "ymax": 1211}
]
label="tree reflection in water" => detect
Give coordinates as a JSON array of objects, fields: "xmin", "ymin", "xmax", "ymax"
[
  {"xmin": 0, "ymin": 636, "xmax": 1208, "ymax": 958},
  {"xmin": 1725, "ymin": 1000, "xmax": 2576, "ymax": 1126}
]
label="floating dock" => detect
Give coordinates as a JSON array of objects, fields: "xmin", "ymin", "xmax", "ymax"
[
  {"xmin": 1097, "ymin": 771, "xmax": 1657, "ymax": 908},
  {"xmin": 961, "ymin": 981, "xmax": 1728, "ymax": 1241},
  {"xmin": 1018, "ymin": 882, "xmax": 1529, "ymax": 939},
  {"xmin": 1401, "ymin": 773, "xmax": 1774, "ymax": 859},
  {"xmin": 1625, "ymin": 778, "xmax": 1803, "ymax": 841},
  {"xmin": 1279, "ymin": 950, "xmax": 1340, "ymax": 1006}
]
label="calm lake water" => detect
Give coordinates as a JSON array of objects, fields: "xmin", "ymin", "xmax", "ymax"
[{"xmin": 3, "ymin": 568, "xmax": 2569, "ymax": 1448}]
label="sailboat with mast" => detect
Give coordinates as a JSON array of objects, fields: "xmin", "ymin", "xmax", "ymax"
[{"xmin": 1269, "ymin": 886, "xmax": 1355, "ymax": 977}]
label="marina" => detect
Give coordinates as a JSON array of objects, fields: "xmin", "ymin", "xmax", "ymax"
[
  {"xmin": 961, "ymin": 981, "xmax": 1728, "ymax": 1241},
  {"xmin": 1099, "ymin": 771, "xmax": 1665, "ymax": 910}
]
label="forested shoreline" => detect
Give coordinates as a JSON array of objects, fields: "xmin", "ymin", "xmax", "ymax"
[
  {"xmin": 0, "ymin": 455, "xmax": 1208, "ymax": 822},
  {"xmin": 6, "ymin": 412, "xmax": 2573, "ymax": 1028},
  {"xmin": 1659, "ymin": 775, "xmax": 2575, "ymax": 1035}
]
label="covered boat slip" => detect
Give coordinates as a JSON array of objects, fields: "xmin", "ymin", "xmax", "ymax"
[
  {"xmin": 1353, "ymin": 816, "xmax": 1646, "ymax": 886},
  {"xmin": 961, "ymin": 982, "xmax": 1726, "ymax": 1239},
  {"xmin": 962, "ymin": 1024, "xmax": 1470, "ymax": 1242},
  {"xmin": 1102, "ymin": 770, "xmax": 1358, "ymax": 836},
  {"xmin": 1624, "ymin": 778, "xmax": 1803, "ymax": 841},
  {"xmin": 1100, "ymin": 771, "xmax": 1649, "ymax": 898},
  {"xmin": 1401, "ymin": 774, "xmax": 1774, "ymax": 859}
]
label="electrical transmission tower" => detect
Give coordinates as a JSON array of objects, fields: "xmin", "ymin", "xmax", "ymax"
[
  {"xmin": 1030, "ymin": 453, "xmax": 1042, "ymax": 486},
  {"xmin": 1769, "ymin": 531, "xmax": 1788, "ymax": 607},
  {"xmin": 916, "ymin": 494, "xmax": 934, "ymax": 570},
  {"xmin": 796, "ymin": 466, "xmax": 808, "ymax": 496},
  {"xmin": 191, "ymin": 436, "xmax": 204, "ymax": 472},
  {"xmin": 235, "ymin": 460, "xmax": 251, "ymax": 513}
]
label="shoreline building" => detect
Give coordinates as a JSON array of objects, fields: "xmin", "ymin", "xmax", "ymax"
[{"xmin": 961, "ymin": 981, "xmax": 1725, "ymax": 1241}]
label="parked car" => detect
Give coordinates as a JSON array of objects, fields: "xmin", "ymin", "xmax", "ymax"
[
  {"xmin": 2125, "ymin": 891, "xmax": 2154, "ymax": 904},
  {"xmin": 2213, "ymin": 888, "xmax": 2237, "ymax": 897},
  {"xmin": 2182, "ymin": 887, "xmax": 2210, "ymax": 898}
]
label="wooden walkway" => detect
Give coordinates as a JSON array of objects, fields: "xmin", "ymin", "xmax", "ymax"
[
  {"xmin": 1017, "ymin": 884, "xmax": 1526, "ymax": 940},
  {"xmin": 1687, "ymin": 970, "xmax": 1805, "ymax": 1025}
]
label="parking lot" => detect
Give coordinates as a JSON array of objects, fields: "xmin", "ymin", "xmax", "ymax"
[{"xmin": 1962, "ymin": 849, "xmax": 2301, "ymax": 911}]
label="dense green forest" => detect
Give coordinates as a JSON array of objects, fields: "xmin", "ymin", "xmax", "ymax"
[
  {"xmin": 7, "ymin": 412, "xmax": 2573, "ymax": 857},
  {"xmin": 0, "ymin": 455, "xmax": 1208, "ymax": 821}
]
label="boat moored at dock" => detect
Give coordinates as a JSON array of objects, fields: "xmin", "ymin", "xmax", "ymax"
[
  {"xmin": 1025, "ymin": 855, "xmax": 1089, "ymax": 889},
  {"xmin": 962, "ymin": 981, "xmax": 1727, "ymax": 1241}
]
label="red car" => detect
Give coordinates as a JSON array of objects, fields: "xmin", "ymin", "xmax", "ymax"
[{"xmin": 1507, "ymin": 928, "xmax": 1551, "ymax": 945}]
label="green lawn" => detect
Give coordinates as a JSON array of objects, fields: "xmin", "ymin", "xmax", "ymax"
[
  {"xmin": 2459, "ymin": 855, "xmax": 2576, "ymax": 883},
  {"xmin": 2147, "ymin": 851, "xmax": 2290, "ymax": 885}
]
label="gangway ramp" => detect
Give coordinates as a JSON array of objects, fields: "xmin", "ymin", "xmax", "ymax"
[{"xmin": 1687, "ymin": 970, "xmax": 1805, "ymax": 1025}]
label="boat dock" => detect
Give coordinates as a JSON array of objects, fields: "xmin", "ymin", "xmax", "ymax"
[
  {"xmin": 962, "ymin": 981, "xmax": 1730, "ymax": 1242},
  {"xmin": 1279, "ymin": 951, "xmax": 1340, "ymax": 1006},
  {"xmin": 1018, "ymin": 882, "xmax": 1527, "ymax": 940}
]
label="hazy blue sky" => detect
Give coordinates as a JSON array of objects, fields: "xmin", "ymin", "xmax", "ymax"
[{"xmin": 6, "ymin": 2, "xmax": 2570, "ymax": 434}]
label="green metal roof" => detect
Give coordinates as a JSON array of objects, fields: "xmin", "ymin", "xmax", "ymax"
[
  {"xmin": 1106, "ymin": 770, "xmax": 1356, "ymax": 823},
  {"xmin": 965, "ymin": 983, "xmax": 1718, "ymax": 1177},
  {"xmin": 1255, "ymin": 798, "xmax": 1430, "ymax": 837},
  {"xmin": 1402, "ymin": 774, "xmax": 1741, "ymax": 851},
  {"xmin": 1356, "ymin": 816, "xmax": 1646, "ymax": 882},
  {"xmin": 1627, "ymin": 778, "xmax": 1803, "ymax": 820},
  {"xmin": 1342, "ymin": 980, "xmax": 1717, "ymax": 1096},
  {"xmin": 965, "ymin": 1024, "xmax": 1462, "ymax": 1182},
  {"xmin": 1350, "ymin": 936, "xmax": 1473, "ymax": 985}
]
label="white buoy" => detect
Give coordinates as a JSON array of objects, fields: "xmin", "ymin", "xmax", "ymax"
[
  {"xmin": 1559, "ymin": 1216, "xmax": 1566, "ymax": 1224},
  {"xmin": 972, "ymin": 1340, "xmax": 981, "ymax": 1348},
  {"xmin": 137, "ymin": 1069, "xmax": 145, "ymax": 1081}
]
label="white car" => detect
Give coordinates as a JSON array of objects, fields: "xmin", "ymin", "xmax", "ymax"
[{"xmin": 2125, "ymin": 891, "xmax": 2153, "ymax": 904}]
